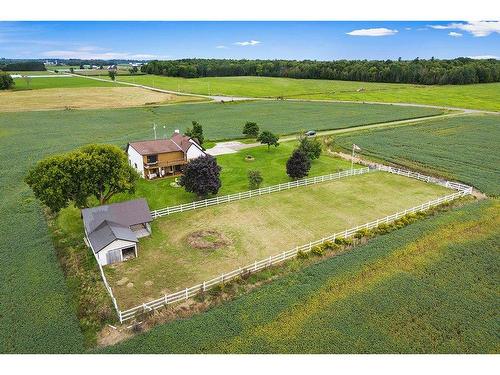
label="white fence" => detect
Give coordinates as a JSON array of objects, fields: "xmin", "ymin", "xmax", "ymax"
[
  {"xmin": 150, "ymin": 167, "xmax": 371, "ymax": 218},
  {"xmin": 117, "ymin": 173, "xmax": 472, "ymax": 322},
  {"xmin": 92, "ymin": 165, "xmax": 472, "ymax": 323}
]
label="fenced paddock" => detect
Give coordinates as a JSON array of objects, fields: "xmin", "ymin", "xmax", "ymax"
[{"xmin": 95, "ymin": 166, "xmax": 472, "ymax": 323}]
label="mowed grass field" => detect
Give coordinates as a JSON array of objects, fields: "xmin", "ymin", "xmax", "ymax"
[
  {"xmin": 336, "ymin": 115, "xmax": 500, "ymax": 196},
  {"xmin": 102, "ymin": 172, "xmax": 451, "ymax": 309},
  {"xmin": 12, "ymin": 76, "xmax": 115, "ymax": 90},
  {"xmin": 100, "ymin": 199, "xmax": 500, "ymax": 353},
  {"xmin": 112, "ymin": 75, "xmax": 500, "ymax": 111},
  {"xmin": 0, "ymin": 87, "xmax": 204, "ymax": 112}
]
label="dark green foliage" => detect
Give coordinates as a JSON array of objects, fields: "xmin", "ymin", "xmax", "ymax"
[
  {"xmin": 247, "ymin": 170, "xmax": 263, "ymax": 190},
  {"xmin": 297, "ymin": 250, "xmax": 309, "ymax": 259},
  {"xmin": 1, "ymin": 61, "xmax": 46, "ymax": 71},
  {"xmin": 100, "ymin": 200, "xmax": 499, "ymax": 353},
  {"xmin": 337, "ymin": 115, "xmax": 500, "ymax": 196},
  {"xmin": 108, "ymin": 70, "xmax": 116, "ymax": 81},
  {"xmin": 0, "ymin": 72, "xmax": 14, "ymax": 90},
  {"xmin": 257, "ymin": 130, "xmax": 279, "ymax": 150},
  {"xmin": 297, "ymin": 135, "xmax": 322, "ymax": 160},
  {"xmin": 141, "ymin": 58, "xmax": 500, "ymax": 85},
  {"xmin": 286, "ymin": 149, "xmax": 311, "ymax": 179},
  {"xmin": 179, "ymin": 155, "xmax": 222, "ymax": 198},
  {"xmin": 185, "ymin": 120, "xmax": 204, "ymax": 145},
  {"xmin": 311, "ymin": 245, "xmax": 326, "ymax": 257},
  {"xmin": 25, "ymin": 144, "xmax": 138, "ymax": 212},
  {"xmin": 242, "ymin": 121, "xmax": 259, "ymax": 137}
]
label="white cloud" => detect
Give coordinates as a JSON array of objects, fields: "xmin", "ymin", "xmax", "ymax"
[
  {"xmin": 404, "ymin": 27, "xmax": 412, "ymax": 31},
  {"xmin": 448, "ymin": 32, "xmax": 463, "ymax": 37},
  {"xmin": 468, "ymin": 55, "xmax": 498, "ymax": 59},
  {"xmin": 346, "ymin": 28, "xmax": 398, "ymax": 37},
  {"xmin": 41, "ymin": 47, "xmax": 160, "ymax": 60},
  {"xmin": 234, "ymin": 40, "xmax": 261, "ymax": 46},
  {"xmin": 215, "ymin": 45, "xmax": 227, "ymax": 49},
  {"xmin": 429, "ymin": 21, "xmax": 500, "ymax": 37}
]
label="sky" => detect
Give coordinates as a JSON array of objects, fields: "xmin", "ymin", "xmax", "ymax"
[{"xmin": 0, "ymin": 21, "xmax": 499, "ymax": 60}]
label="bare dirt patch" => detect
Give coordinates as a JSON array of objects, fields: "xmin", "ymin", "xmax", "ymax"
[
  {"xmin": 0, "ymin": 86, "xmax": 202, "ymax": 112},
  {"xmin": 186, "ymin": 230, "xmax": 232, "ymax": 250}
]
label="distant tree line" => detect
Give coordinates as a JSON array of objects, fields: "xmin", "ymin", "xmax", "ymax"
[
  {"xmin": 141, "ymin": 58, "xmax": 500, "ymax": 85},
  {"xmin": 0, "ymin": 61, "xmax": 46, "ymax": 71}
]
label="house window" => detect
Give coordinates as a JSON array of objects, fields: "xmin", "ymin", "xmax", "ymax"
[
  {"xmin": 134, "ymin": 163, "xmax": 138, "ymax": 169},
  {"xmin": 147, "ymin": 155, "xmax": 158, "ymax": 164}
]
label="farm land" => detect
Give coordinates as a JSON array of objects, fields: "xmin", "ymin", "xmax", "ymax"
[
  {"xmin": 109, "ymin": 75, "xmax": 500, "ymax": 111},
  {"xmin": 1, "ymin": 71, "xmax": 499, "ymax": 352},
  {"xmin": 336, "ymin": 115, "xmax": 500, "ymax": 196}
]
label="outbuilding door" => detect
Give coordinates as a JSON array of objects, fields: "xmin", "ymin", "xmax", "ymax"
[{"xmin": 106, "ymin": 249, "xmax": 122, "ymax": 265}]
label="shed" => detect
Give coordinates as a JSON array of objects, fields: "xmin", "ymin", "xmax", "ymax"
[{"xmin": 82, "ymin": 198, "xmax": 153, "ymax": 266}]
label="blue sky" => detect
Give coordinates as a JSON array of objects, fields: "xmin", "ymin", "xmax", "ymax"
[{"xmin": 1, "ymin": 21, "xmax": 498, "ymax": 60}]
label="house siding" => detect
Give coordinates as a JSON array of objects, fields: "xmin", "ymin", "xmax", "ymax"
[
  {"xmin": 128, "ymin": 146, "xmax": 145, "ymax": 178},
  {"xmin": 186, "ymin": 141, "xmax": 206, "ymax": 160},
  {"xmin": 96, "ymin": 239, "xmax": 137, "ymax": 266}
]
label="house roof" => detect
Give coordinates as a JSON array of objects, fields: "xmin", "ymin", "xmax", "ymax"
[
  {"xmin": 127, "ymin": 132, "xmax": 203, "ymax": 156},
  {"xmin": 128, "ymin": 139, "xmax": 183, "ymax": 155},
  {"xmin": 82, "ymin": 198, "xmax": 152, "ymax": 253},
  {"xmin": 87, "ymin": 220, "xmax": 137, "ymax": 253}
]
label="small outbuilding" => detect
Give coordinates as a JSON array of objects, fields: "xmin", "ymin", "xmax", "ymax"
[{"xmin": 82, "ymin": 198, "xmax": 153, "ymax": 266}]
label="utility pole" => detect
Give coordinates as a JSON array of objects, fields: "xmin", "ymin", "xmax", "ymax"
[{"xmin": 153, "ymin": 123, "xmax": 157, "ymax": 140}]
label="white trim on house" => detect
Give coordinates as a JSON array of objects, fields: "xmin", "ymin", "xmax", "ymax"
[{"xmin": 96, "ymin": 239, "xmax": 137, "ymax": 266}]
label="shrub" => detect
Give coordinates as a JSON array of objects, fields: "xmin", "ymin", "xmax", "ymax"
[
  {"xmin": 248, "ymin": 170, "xmax": 263, "ymax": 190},
  {"xmin": 311, "ymin": 245, "xmax": 326, "ymax": 257},
  {"xmin": 297, "ymin": 250, "xmax": 309, "ymax": 259},
  {"xmin": 354, "ymin": 228, "xmax": 373, "ymax": 239},
  {"xmin": 242, "ymin": 121, "xmax": 259, "ymax": 137},
  {"xmin": 286, "ymin": 149, "xmax": 311, "ymax": 179}
]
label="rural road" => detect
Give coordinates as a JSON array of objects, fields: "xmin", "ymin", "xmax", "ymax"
[
  {"xmin": 72, "ymin": 73, "xmax": 499, "ymax": 114},
  {"xmin": 205, "ymin": 111, "xmax": 468, "ymax": 156}
]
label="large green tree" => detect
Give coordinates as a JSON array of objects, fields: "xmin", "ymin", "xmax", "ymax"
[
  {"xmin": 297, "ymin": 135, "xmax": 322, "ymax": 160},
  {"xmin": 0, "ymin": 73, "xmax": 14, "ymax": 90},
  {"xmin": 25, "ymin": 144, "xmax": 138, "ymax": 212},
  {"xmin": 257, "ymin": 130, "xmax": 279, "ymax": 151},
  {"xmin": 185, "ymin": 121, "xmax": 204, "ymax": 145},
  {"xmin": 242, "ymin": 121, "xmax": 259, "ymax": 138}
]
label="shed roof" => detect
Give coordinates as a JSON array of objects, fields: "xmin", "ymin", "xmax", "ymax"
[
  {"xmin": 87, "ymin": 220, "xmax": 137, "ymax": 253},
  {"xmin": 82, "ymin": 198, "xmax": 152, "ymax": 237}
]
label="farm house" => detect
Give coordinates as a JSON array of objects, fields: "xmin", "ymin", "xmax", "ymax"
[{"xmin": 82, "ymin": 198, "xmax": 153, "ymax": 266}]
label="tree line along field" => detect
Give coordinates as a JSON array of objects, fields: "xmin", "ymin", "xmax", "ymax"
[
  {"xmin": 100, "ymin": 171, "xmax": 450, "ymax": 309},
  {"xmin": 336, "ymin": 115, "xmax": 500, "ymax": 196},
  {"xmin": 99, "ymin": 199, "xmax": 499, "ymax": 353},
  {"xmin": 110, "ymin": 75, "xmax": 500, "ymax": 111},
  {"xmin": 0, "ymin": 100, "xmax": 443, "ymax": 352}
]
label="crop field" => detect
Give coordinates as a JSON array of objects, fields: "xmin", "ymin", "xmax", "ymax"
[
  {"xmin": 99, "ymin": 172, "xmax": 451, "ymax": 309},
  {"xmin": 0, "ymin": 87, "xmax": 203, "ymax": 112},
  {"xmin": 0, "ymin": 100, "xmax": 444, "ymax": 141},
  {"xmin": 336, "ymin": 115, "xmax": 500, "ymax": 196},
  {"xmin": 111, "ymin": 75, "xmax": 500, "ymax": 111},
  {"xmin": 7, "ymin": 70, "xmax": 57, "ymax": 75},
  {"xmin": 12, "ymin": 76, "xmax": 115, "ymax": 90},
  {"xmin": 99, "ymin": 199, "xmax": 499, "ymax": 353}
]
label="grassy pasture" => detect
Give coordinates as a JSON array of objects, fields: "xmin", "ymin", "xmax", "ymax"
[
  {"xmin": 112, "ymin": 75, "xmax": 500, "ymax": 111},
  {"xmin": 336, "ymin": 115, "xmax": 500, "ymax": 196},
  {"xmin": 101, "ymin": 199, "xmax": 499, "ymax": 353},
  {"xmin": 12, "ymin": 76, "xmax": 115, "ymax": 90},
  {"xmin": 7, "ymin": 70, "xmax": 56, "ymax": 75},
  {"xmin": 0, "ymin": 87, "xmax": 203, "ymax": 112},
  {"xmin": 101, "ymin": 172, "xmax": 450, "ymax": 309}
]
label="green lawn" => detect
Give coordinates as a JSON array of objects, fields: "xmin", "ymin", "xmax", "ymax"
[
  {"xmin": 336, "ymin": 114, "xmax": 500, "ymax": 196},
  {"xmin": 117, "ymin": 142, "xmax": 354, "ymax": 209},
  {"xmin": 102, "ymin": 171, "xmax": 451, "ymax": 309},
  {"xmin": 112, "ymin": 75, "xmax": 500, "ymax": 112},
  {"xmin": 100, "ymin": 199, "xmax": 499, "ymax": 353},
  {"xmin": 12, "ymin": 76, "xmax": 115, "ymax": 90}
]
